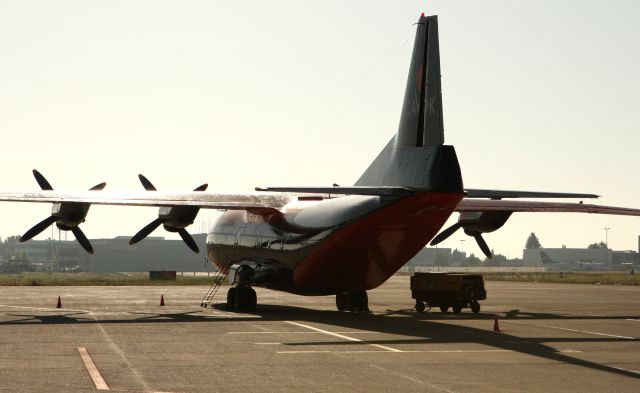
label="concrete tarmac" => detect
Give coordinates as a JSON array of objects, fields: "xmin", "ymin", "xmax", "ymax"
[{"xmin": 0, "ymin": 276, "xmax": 638, "ymax": 392}]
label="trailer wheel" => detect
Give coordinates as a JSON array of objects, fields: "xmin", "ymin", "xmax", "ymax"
[
  {"xmin": 470, "ymin": 301, "xmax": 480, "ymax": 314},
  {"xmin": 452, "ymin": 304, "xmax": 462, "ymax": 313},
  {"xmin": 439, "ymin": 306, "xmax": 449, "ymax": 313},
  {"xmin": 415, "ymin": 301, "xmax": 426, "ymax": 313}
]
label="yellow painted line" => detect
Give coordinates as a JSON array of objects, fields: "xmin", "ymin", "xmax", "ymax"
[
  {"xmin": 77, "ymin": 347, "xmax": 109, "ymax": 390},
  {"xmin": 284, "ymin": 321, "xmax": 402, "ymax": 352}
]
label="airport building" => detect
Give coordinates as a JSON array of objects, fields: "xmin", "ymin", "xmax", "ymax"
[
  {"xmin": 0, "ymin": 234, "xmax": 211, "ymax": 273},
  {"xmin": 523, "ymin": 247, "xmax": 638, "ymax": 270}
]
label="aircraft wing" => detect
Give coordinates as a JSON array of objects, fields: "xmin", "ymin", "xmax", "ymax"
[
  {"xmin": 0, "ymin": 190, "xmax": 290, "ymax": 210},
  {"xmin": 456, "ymin": 199, "xmax": 640, "ymax": 216},
  {"xmin": 257, "ymin": 186, "xmax": 600, "ymax": 199}
]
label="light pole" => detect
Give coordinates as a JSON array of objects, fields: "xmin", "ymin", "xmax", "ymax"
[
  {"xmin": 460, "ymin": 239, "xmax": 465, "ymax": 253},
  {"xmin": 604, "ymin": 227, "xmax": 611, "ymax": 248}
]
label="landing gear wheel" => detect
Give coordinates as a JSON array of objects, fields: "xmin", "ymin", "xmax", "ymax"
[
  {"xmin": 415, "ymin": 301, "xmax": 426, "ymax": 313},
  {"xmin": 246, "ymin": 287, "xmax": 257, "ymax": 311},
  {"xmin": 336, "ymin": 291, "xmax": 369, "ymax": 312},
  {"xmin": 440, "ymin": 306, "xmax": 449, "ymax": 313},
  {"xmin": 227, "ymin": 286, "xmax": 257, "ymax": 312},
  {"xmin": 350, "ymin": 290, "xmax": 369, "ymax": 312},
  {"xmin": 452, "ymin": 304, "xmax": 462, "ymax": 314},
  {"xmin": 470, "ymin": 300, "xmax": 480, "ymax": 314},
  {"xmin": 226, "ymin": 287, "xmax": 238, "ymax": 311},
  {"xmin": 336, "ymin": 292, "xmax": 348, "ymax": 312}
]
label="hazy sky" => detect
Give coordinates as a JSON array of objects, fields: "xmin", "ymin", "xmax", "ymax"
[{"xmin": 1, "ymin": 1, "xmax": 639, "ymax": 258}]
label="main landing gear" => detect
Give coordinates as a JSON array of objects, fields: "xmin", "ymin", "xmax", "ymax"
[
  {"xmin": 336, "ymin": 290, "xmax": 369, "ymax": 312},
  {"xmin": 226, "ymin": 286, "xmax": 257, "ymax": 312}
]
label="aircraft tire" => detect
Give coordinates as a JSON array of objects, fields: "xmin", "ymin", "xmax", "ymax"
[
  {"xmin": 349, "ymin": 291, "xmax": 369, "ymax": 312},
  {"xmin": 470, "ymin": 300, "xmax": 480, "ymax": 314},
  {"xmin": 359, "ymin": 291, "xmax": 369, "ymax": 313},
  {"xmin": 246, "ymin": 287, "xmax": 257, "ymax": 311},
  {"xmin": 336, "ymin": 292, "xmax": 348, "ymax": 312},
  {"xmin": 226, "ymin": 287, "xmax": 237, "ymax": 311}
]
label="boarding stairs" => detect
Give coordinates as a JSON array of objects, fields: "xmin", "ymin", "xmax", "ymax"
[{"xmin": 200, "ymin": 269, "xmax": 227, "ymax": 308}]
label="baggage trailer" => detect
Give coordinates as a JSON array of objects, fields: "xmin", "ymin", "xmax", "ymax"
[{"xmin": 411, "ymin": 272, "xmax": 486, "ymax": 313}]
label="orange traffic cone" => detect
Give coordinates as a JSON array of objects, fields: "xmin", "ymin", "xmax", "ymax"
[
  {"xmin": 56, "ymin": 296, "xmax": 62, "ymax": 309},
  {"xmin": 493, "ymin": 316, "xmax": 501, "ymax": 332},
  {"xmin": 160, "ymin": 294, "xmax": 165, "ymax": 306}
]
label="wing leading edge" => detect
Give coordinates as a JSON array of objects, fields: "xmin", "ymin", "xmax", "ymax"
[{"xmin": 0, "ymin": 190, "xmax": 290, "ymax": 211}]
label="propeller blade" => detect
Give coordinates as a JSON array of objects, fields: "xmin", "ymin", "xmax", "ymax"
[
  {"xmin": 473, "ymin": 233, "xmax": 493, "ymax": 259},
  {"xmin": 138, "ymin": 174, "xmax": 157, "ymax": 191},
  {"xmin": 129, "ymin": 218, "xmax": 164, "ymax": 245},
  {"xmin": 193, "ymin": 184, "xmax": 208, "ymax": 192},
  {"xmin": 71, "ymin": 226, "xmax": 94, "ymax": 254},
  {"xmin": 430, "ymin": 222, "xmax": 463, "ymax": 246},
  {"xmin": 89, "ymin": 182, "xmax": 106, "ymax": 191},
  {"xmin": 20, "ymin": 215, "xmax": 58, "ymax": 242},
  {"xmin": 32, "ymin": 169, "xmax": 53, "ymax": 190},
  {"xmin": 178, "ymin": 228, "xmax": 200, "ymax": 253}
]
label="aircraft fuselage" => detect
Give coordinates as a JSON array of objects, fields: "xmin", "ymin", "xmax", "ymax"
[{"xmin": 206, "ymin": 192, "xmax": 463, "ymax": 295}]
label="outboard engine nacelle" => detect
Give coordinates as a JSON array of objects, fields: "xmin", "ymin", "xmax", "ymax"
[{"xmin": 431, "ymin": 211, "xmax": 512, "ymax": 258}]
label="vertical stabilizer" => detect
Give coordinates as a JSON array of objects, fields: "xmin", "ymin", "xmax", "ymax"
[
  {"xmin": 398, "ymin": 15, "xmax": 444, "ymax": 147},
  {"xmin": 355, "ymin": 15, "xmax": 462, "ymax": 193}
]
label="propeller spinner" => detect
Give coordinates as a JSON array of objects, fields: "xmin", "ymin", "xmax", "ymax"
[
  {"xmin": 430, "ymin": 211, "xmax": 512, "ymax": 259},
  {"xmin": 20, "ymin": 170, "xmax": 106, "ymax": 254},
  {"xmin": 129, "ymin": 174, "xmax": 207, "ymax": 253}
]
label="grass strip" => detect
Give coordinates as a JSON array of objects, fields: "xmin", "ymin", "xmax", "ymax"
[{"xmin": 483, "ymin": 272, "xmax": 639, "ymax": 286}]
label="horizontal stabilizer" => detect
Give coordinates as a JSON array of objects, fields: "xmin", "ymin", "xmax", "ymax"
[
  {"xmin": 457, "ymin": 199, "xmax": 640, "ymax": 216},
  {"xmin": 255, "ymin": 186, "xmax": 414, "ymax": 197},
  {"xmin": 464, "ymin": 189, "xmax": 599, "ymax": 199}
]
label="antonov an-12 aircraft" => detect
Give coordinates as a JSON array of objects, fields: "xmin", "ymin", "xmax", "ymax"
[{"xmin": 3, "ymin": 15, "xmax": 640, "ymax": 312}]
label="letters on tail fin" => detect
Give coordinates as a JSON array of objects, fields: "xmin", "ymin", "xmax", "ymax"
[
  {"xmin": 355, "ymin": 15, "xmax": 462, "ymax": 193},
  {"xmin": 397, "ymin": 15, "xmax": 444, "ymax": 147}
]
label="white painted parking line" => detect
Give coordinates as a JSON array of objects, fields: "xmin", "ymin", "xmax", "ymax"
[
  {"xmin": 227, "ymin": 331, "xmax": 372, "ymax": 334},
  {"xmin": 370, "ymin": 364, "xmax": 454, "ymax": 393},
  {"xmin": 503, "ymin": 320, "xmax": 635, "ymax": 339},
  {"xmin": 278, "ymin": 349, "xmax": 512, "ymax": 354},
  {"xmin": 284, "ymin": 320, "xmax": 402, "ymax": 352},
  {"xmin": 77, "ymin": 347, "xmax": 109, "ymax": 390},
  {"xmin": 609, "ymin": 365, "xmax": 640, "ymax": 376},
  {"xmin": 0, "ymin": 304, "xmax": 89, "ymax": 313}
]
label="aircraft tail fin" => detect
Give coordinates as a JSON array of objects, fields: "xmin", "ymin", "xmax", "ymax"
[
  {"xmin": 398, "ymin": 14, "xmax": 444, "ymax": 147},
  {"xmin": 355, "ymin": 15, "xmax": 462, "ymax": 193}
]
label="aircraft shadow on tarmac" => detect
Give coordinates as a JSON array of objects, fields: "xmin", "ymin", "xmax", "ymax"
[{"xmin": 1, "ymin": 303, "xmax": 638, "ymax": 380}]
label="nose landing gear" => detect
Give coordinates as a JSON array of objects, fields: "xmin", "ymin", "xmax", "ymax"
[{"xmin": 226, "ymin": 286, "xmax": 257, "ymax": 312}]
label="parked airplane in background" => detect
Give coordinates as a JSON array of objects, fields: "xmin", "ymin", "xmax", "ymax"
[{"xmin": 3, "ymin": 15, "xmax": 640, "ymax": 313}]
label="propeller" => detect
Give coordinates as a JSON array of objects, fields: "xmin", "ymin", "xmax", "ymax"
[
  {"xmin": 430, "ymin": 211, "xmax": 513, "ymax": 259},
  {"xmin": 129, "ymin": 174, "xmax": 207, "ymax": 253},
  {"xmin": 430, "ymin": 221, "xmax": 492, "ymax": 259},
  {"xmin": 430, "ymin": 222, "xmax": 463, "ymax": 246},
  {"xmin": 20, "ymin": 170, "xmax": 105, "ymax": 254}
]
